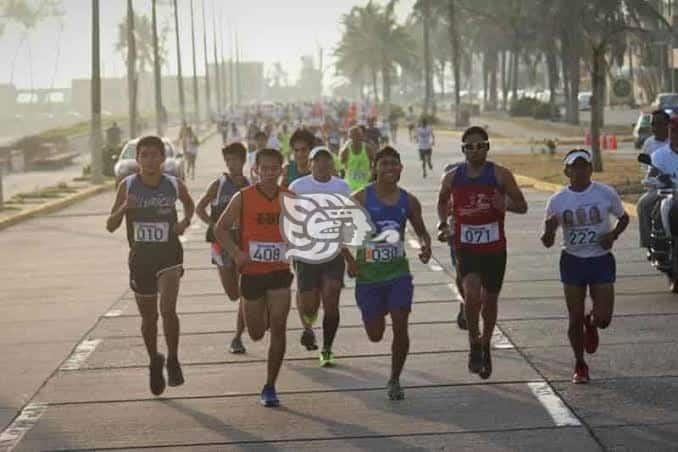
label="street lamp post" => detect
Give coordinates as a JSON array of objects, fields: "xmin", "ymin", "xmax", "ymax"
[{"xmin": 90, "ymin": 0, "xmax": 103, "ymax": 184}]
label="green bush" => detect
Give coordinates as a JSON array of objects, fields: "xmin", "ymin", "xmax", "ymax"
[{"xmin": 510, "ymin": 97, "xmax": 540, "ymax": 117}]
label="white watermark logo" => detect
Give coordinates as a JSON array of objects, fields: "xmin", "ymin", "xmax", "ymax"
[{"xmin": 280, "ymin": 193, "xmax": 399, "ymax": 264}]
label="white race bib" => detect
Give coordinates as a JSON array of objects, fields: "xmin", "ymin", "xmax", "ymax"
[
  {"xmin": 249, "ymin": 241, "xmax": 287, "ymax": 263},
  {"xmin": 134, "ymin": 222, "xmax": 169, "ymax": 243},
  {"xmin": 460, "ymin": 222, "xmax": 500, "ymax": 245},
  {"xmin": 566, "ymin": 227, "xmax": 599, "ymax": 248},
  {"xmin": 365, "ymin": 242, "xmax": 404, "ymax": 263}
]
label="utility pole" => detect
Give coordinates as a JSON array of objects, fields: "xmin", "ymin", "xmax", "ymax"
[
  {"xmin": 173, "ymin": 0, "xmax": 186, "ymax": 125},
  {"xmin": 151, "ymin": 0, "xmax": 164, "ymax": 135},
  {"xmin": 190, "ymin": 0, "xmax": 200, "ymax": 125},
  {"xmin": 90, "ymin": 0, "xmax": 103, "ymax": 183},
  {"xmin": 212, "ymin": 0, "xmax": 222, "ymax": 114},
  {"xmin": 201, "ymin": 0, "xmax": 212, "ymax": 121}
]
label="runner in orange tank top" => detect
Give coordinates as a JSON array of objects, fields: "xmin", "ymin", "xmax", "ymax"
[{"xmin": 215, "ymin": 148, "xmax": 293, "ymax": 408}]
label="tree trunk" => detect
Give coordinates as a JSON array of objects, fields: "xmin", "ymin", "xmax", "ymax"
[
  {"xmin": 126, "ymin": 0, "xmax": 137, "ymax": 138},
  {"xmin": 90, "ymin": 0, "xmax": 103, "ymax": 183},
  {"xmin": 487, "ymin": 50, "xmax": 498, "ymax": 111},
  {"xmin": 422, "ymin": 0, "xmax": 433, "ymax": 115},
  {"xmin": 382, "ymin": 63, "xmax": 391, "ymax": 106},
  {"xmin": 212, "ymin": 5, "xmax": 222, "ymax": 114},
  {"xmin": 437, "ymin": 61, "xmax": 446, "ymax": 98},
  {"xmin": 628, "ymin": 40, "xmax": 636, "ymax": 106},
  {"xmin": 371, "ymin": 66, "xmax": 380, "ymax": 103},
  {"xmin": 447, "ymin": 0, "xmax": 462, "ymax": 123},
  {"xmin": 501, "ymin": 50, "xmax": 508, "ymax": 110},
  {"xmin": 590, "ymin": 44, "xmax": 607, "ymax": 172},
  {"xmin": 482, "ymin": 53, "xmax": 489, "ymax": 107},
  {"xmin": 201, "ymin": 0, "xmax": 212, "ymax": 121},
  {"xmin": 511, "ymin": 45, "xmax": 519, "ymax": 101},
  {"xmin": 190, "ymin": 0, "xmax": 200, "ymax": 124},
  {"xmin": 173, "ymin": 0, "xmax": 186, "ymax": 124},
  {"xmin": 546, "ymin": 46, "xmax": 558, "ymax": 113},
  {"xmin": 568, "ymin": 47, "xmax": 581, "ymax": 125},
  {"xmin": 151, "ymin": 0, "xmax": 164, "ymax": 135}
]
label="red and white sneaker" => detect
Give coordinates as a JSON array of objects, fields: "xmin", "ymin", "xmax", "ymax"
[
  {"xmin": 572, "ymin": 362, "xmax": 590, "ymax": 384},
  {"xmin": 584, "ymin": 314, "xmax": 599, "ymax": 354}
]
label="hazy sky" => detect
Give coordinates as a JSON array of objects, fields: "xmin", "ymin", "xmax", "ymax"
[{"xmin": 0, "ymin": 0, "xmax": 416, "ymax": 91}]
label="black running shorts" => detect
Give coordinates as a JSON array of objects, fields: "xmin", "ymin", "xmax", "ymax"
[
  {"xmin": 455, "ymin": 249, "xmax": 507, "ymax": 294},
  {"xmin": 294, "ymin": 255, "xmax": 345, "ymax": 293},
  {"xmin": 129, "ymin": 246, "xmax": 184, "ymax": 296},
  {"xmin": 240, "ymin": 269, "xmax": 294, "ymax": 301}
]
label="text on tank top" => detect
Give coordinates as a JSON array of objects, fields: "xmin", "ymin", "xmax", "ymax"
[
  {"xmin": 239, "ymin": 185, "xmax": 290, "ymax": 275},
  {"xmin": 357, "ymin": 184, "xmax": 410, "ymax": 283},
  {"xmin": 346, "ymin": 142, "xmax": 371, "ymax": 191},
  {"xmin": 450, "ymin": 162, "xmax": 506, "ymax": 253},
  {"xmin": 206, "ymin": 174, "xmax": 250, "ymax": 243},
  {"xmin": 125, "ymin": 174, "xmax": 180, "ymax": 251}
]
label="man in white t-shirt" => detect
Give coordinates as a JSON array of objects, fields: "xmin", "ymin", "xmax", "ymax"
[
  {"xmin": 541, "ymin": 149, "xmax": 629, "ymax": 385},
  {"xmin": 416, "ymin": 118, "xmax": 435, "ymax": 178},
  {"xmin": 289, "ymin": 147, "xmax": 351, "ymax": 367},
  {"xmin": 641, "ymin": 110, "xmax": 669, "ymax": 158}
]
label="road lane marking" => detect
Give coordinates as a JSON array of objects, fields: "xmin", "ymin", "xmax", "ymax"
[
  {"xmin": 0, "ymin": 403, "xmax": 48, "ymax": 451},
  {"xmin": 528, "ymin": 381, "xmax": 581, "ymax": 427},
  {"xmin": 408, "ymin": 239, "xmax": 420, "ymax": 249},
  {"xmin": 104, "ymin": 309, "xmax": 123, "ymax": 318},
  {"xmin": 60, "ymin": 339, "xmax": 102, "ymax": 371},
  {"xmin": 427, "ymin": 258, "xmax": 443, "ymax": 272}
]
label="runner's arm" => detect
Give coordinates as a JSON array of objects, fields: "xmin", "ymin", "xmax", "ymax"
[
  {"xmin": 408, "ymin": 194, "xmax": 432, "ymax": 263},
  {"xmin": 196, "ymin": 180, "xmax": 219, "ymax": 226},
  {"xmin": 280, "ymin": 164, "xmax": 290, "ymax": 188},
  {"xmin": 106, "ymin": 181, "xmax": 128, "ymax": 233},
  {"xmin": 175, "ymin": 179, "xmax": 195, "ymax": 234},
  {"xmin": 215, "ymin": 192, "xmax": 242, "ymax": 257},
  {"xmin": 600, "ymin": 213, "xmax": 630, "ymax": 250},
  {"xmin": 498, "ymin": 167, "xmax": 528, "ymax": 214},
  {"xmin": 540, "ymin": 215, "xmax": 559, "ymax": 248},
  {"xmin": 436, "ymin": 171, "xmax": 455, "ymax": 231}
]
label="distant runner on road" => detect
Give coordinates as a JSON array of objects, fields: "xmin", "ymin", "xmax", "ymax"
[
  {"xmin": 196, "ymin": 142, "xmax": 250, "ymax": 355},
  {"xmin": 541, "ymin": 149, "xmax": 629, "ymax": 384},
  {"xmin": 437, "ymin": 126, "xmax": 527, "ymax": 380},
  {"xmin": 106, "ymin": 135, "xmax": 195, "ymax": 396}
]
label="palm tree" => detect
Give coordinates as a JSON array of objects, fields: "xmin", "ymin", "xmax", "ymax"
[
  {"xmin": 90, "ymin": 0, "xmax": 103, "ymax": 183},
  {"xmin": 151, "ymin": 0, "xmax": 163, "ymax": 135},
  {"xmin": 422, "ymin": 0, "xmax": 433, "ymax": 114},
  {"xmin": 125, "ymin": 0, "xmax": 137, "ymax": 138},
  {"xmin": 172, "ymin": 0, "xmax": 186, "ymax": 125},
  {"xmin": 189, "ymin": 0, "xmax": 200, "ymax": 125}
]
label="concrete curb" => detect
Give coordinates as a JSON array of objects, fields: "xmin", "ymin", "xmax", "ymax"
[
  {"xmin": 0, "ymin": 181, "xmax": 115, "ymax": 232},
  {"xmin": 515, "ymin": 174, "xmax": 637, "ymax": 218}
]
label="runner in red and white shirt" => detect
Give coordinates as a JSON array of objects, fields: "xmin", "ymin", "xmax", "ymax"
[{"xmin": 437, "ymin": 126, "xmax": 527, "ymax": 380}]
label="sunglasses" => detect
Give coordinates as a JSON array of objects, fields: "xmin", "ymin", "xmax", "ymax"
[{"xmin": 462, "ymin": 141, "xmax": 490, "ymax": 152}]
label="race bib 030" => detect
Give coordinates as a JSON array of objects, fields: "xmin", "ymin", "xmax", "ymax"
[
  {"xmin": 134, "ymin": 222, "xmax": 169, "ymax": 243},
  {"xmin": 460, "ymin": 222, "xmax": 500, "ymax": 245},
  {"xmin": 249, "ymin": 241, "xmax": 287, "ymax": 263}
]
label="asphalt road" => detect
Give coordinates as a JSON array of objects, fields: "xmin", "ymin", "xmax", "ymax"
[{"xmin": 0, "ymin": 130, "xmax": 676, "ymax": 451}]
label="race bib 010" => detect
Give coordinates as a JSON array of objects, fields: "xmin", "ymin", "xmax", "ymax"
[
  {"xmin": 365, "ymin": 242, "xmax": 404, "ymax": 263},
  {"xmin": 134, "ymin": 222, "xmax": 170, "ymax": 243},
  {"xmin": 460, "ymin": 222, "xmax": 500, "ymax": 245},
  {"xmin": 249, "ymin": 241, "xmax": 287, "ymax": 263}
]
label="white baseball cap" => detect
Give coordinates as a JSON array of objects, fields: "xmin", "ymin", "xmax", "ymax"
[
  {"xmin": 563, "ymin": 149, "xmax": 592, "ymax": 166},
  {"xmin": 309, "ymin": 146, "xmax": 333, "ymax": 160}
]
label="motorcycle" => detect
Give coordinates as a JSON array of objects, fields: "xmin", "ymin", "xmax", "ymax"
[{"xmin": 638, "ymin": 153, "xmax": 678, "ymax": 290}]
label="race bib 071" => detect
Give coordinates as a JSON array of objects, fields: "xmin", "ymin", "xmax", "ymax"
[
  {"xmin": 249, "ymin": 241, "xmax": 287, "ymax": 263},
  {"xmin": 460, "ymin": 222, "xmax": 500, "ymax": 245},
  {"xmin": 134, "ymin": 222, "xmax": 170, "ymax": 243},
  {"xmin": 365, "ymin": 242, "xmax": 404, "ymax": 263}
]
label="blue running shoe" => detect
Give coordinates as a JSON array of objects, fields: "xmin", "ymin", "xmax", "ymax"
[{"xmin": 260, "ymin": 384, "xmax": 280, "ymax": 407}]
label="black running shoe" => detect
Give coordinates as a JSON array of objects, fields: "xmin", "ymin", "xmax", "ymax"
[
  {"xmin": 479, "ymin": 343, "xmax": 492, "ymax": 380},
  {"xmin": 166, "ymin": 356, "xmax": 185, "ymax": 387},
  {"xmin": 468, "ymin": 343, "xmax": 483, "ymax": 374},
  {"xmin": 301, "ymin": 328, "xmax": 318, "ymax": 351},
  {"xmin": 457, "ymin": 303, "xmax": 468, "ymax": 330},
  {"xmin": 150, "ymin": 353, "xmax": 166, "ymax": 396},
  {"xmin": 229, "ymin": 336, "xmax": 246, "ymax": 354}
]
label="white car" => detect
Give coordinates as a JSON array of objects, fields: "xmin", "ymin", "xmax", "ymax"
[{"xmin": 113, "ymin": 136, "xmax": 185, "ymax": 185}]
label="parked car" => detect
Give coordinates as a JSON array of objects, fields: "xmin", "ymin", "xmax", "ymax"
[
  {"xmin": 653, "ymin": 92, "xmax": 678, "ymax": 115},
  {"xmin": 632, "ymin": 112, "xmax": 652, "ymax": 149},
  {"xmin": 578, "ymin": 92, "xmax": 592, "ymax": 111},
  {"xmin": 113, "ymin": 136, "xmax": 185, "ymax": 185}
]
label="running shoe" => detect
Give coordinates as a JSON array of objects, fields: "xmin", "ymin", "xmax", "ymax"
[
  {"xmin": 457, "ymin": 303, "xmax": 468, "ymax": 330},
  {"xmin": 479, "ymin": 343, "xmax": 492, "ymax": 380},
  {"xmin": 229, "ymin": 336, "xmax": 246, "ymax": 354},
  {"xmin": 260, "ymin": 384, "xmax": 280, "ymax": 407},
  {"xmin": 583, "ymin": 314, "xmax": 599, "ymax": 354},
  {"xmin": 301, "ymin": 328, "xmax": 318, "ymax": 351},
  {"xmin": 572, "ymin": 362, "xmax": 590, "ymax": 384},
  {"xmin": 468, "ymin": 342, "xmax": 483, "ymax": 374},
  {"xmin": 387, "ymin": 379, "xmax": 405, "ymax": 400},
  {"xmin": 166, "ymin": 356, "xmax": 185, "ymax": 387},
  {"xmin": 149, "ymin": 353, "xmax": 166, "ymax": 396},
  {"xmin": 319, "ymin": 350, "xmax": 336, "ymax": 367}
]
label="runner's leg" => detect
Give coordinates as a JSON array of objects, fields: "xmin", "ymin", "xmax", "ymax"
[
  {"xmin": 589, "ymin": 283, "xmax": 614, "ymax": 329},
  {"xmin": 389, "ymin": 308, "xmax": 410, "ymax": 381},
  {"xmin": 265, "ymin": 288, "xmax": 292, "ymax": 386},
  {"xmin": 480, "ymin": 289, "xmax": 499, "ymax": 346},
  {"xmin": 320, "ymin": 277, "xmax": 342, "ymax": 351},
  {"xmin": 242, "ymin": 295, "xmax": 269, "ymax": 341},
  {"xmin": 135, "ymin": 294, "xmax": 159, "ymax": 360},
  {"xmin": 158, "ymin": 267, "xmax": 182, "ymax": 360},
  {"xmin": 462, "ymin": 274, "xmax": 483, "ymax": 344},
  {"xmin": 564, "ymin": 284, "xmax": 587, "ymax": 365}
]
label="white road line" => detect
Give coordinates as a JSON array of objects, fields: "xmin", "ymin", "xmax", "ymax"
[
  {"xmin": 60, "ymin": 339, "xmax": 102, "ymax": 371},
  {"xmin": 447, "ymin": 283, "xmax": 462, "ymax": 299},
  {"xmin": 491, "ymin": 328, "xmax": 515, "ymax": 350},
  {"xmin": 427, "ymin": 258, "xmax": 443, "ymax": 272},
  {"xmin": 104, "ymin": 309, "xmax": 123, "ymax": 318},
  {"xmin": 528, "ymin": 382, "xmax": 581, "ymax": 427},
  {"xmin": 408, "ymin": 239, "xmax": 420, "ymax": 250},
  {"xmin": 0, "ymin": 403, "xmax": 48, "ymax": 451},
  {"xmin": 179, "ymin": 236, "xmax": 188, "ymax": 244}
]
